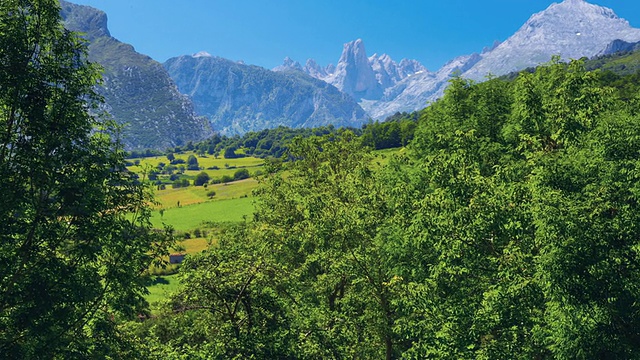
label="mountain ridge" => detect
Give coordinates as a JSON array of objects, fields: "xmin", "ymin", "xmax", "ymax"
[
  {"xmin": 276, "ymin": 0, "xmax": 640, "ymax": 120},
  {"xmin": 60, "ymin": 1, "xmax": 213, "ymax": 150},
  {"xmin": 163, "ymin": 54, "xmax": 368, "ymax": 136}
]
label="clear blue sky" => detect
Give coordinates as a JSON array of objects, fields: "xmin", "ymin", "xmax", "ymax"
[{"xmin": 67, "ymin": 0, "xmax": 640, "ymax": 71}]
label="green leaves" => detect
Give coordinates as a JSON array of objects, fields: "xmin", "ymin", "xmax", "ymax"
[
  {"xmin": 0, "ymin": 1, "xmax": 171, "ymax": 357},
  {"xmin": 133, "ymin": 58, "xmax": 640, "ymax": 359}
]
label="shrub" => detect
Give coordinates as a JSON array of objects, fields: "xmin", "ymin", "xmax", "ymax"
[
  {"xmin": 221, "ymin": 175, "xmax": 234, "ymax": 183},
  {"xmin": 224, "ymin": 147, "xmax": 237, "ymax": 159},
  {"xmin": 233, "ymin": 168, "xmax": 250, "ymax": 181},
  {"xmin": 194, "ymin": 172, "xmax": 210, "ymax": 186},
  {"xmin": 172, "ymin": 179, "xmax": 190, "ymax": 188}
]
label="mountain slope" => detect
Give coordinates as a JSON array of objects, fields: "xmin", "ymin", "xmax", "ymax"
[
  {"xmin": 462, "ymin": 0, "xmax": 640, "ymax": 81},
  {"xmin": 61, "ymin": 1, "xmax": 212, "ymax": 150},
  {"xmin": 281, "ymin": 0, "xmax": 640, "ymax": 121},
  {"xmin": 164, "ymin": 54, "xmax": 367, "ymax": 135}
]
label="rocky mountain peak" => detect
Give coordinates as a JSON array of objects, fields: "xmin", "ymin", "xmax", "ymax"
[
  {"xmin": 304, "ymin": 59, "xmax": 328, "ymax": 78},
  {"xmin": 60, "ymin": 1, "xmax": 213, "ymax": 150},
  {"xmin": 327, "ymin": 39, "xmax": 382, "ymax": 100},
  {"xmin": 193, "ymin": 51, "xmax": 213, "ymax": 58},
  {"xmin": 461, "ymin": 0, "xmax": 640, "ymax": 80},
  {"xmin": 60, "ymin": 0, "xmax": 110, "ymax": 40},
  {"xmin": 273, "ymin": 56, "xmax": 303, "ymax": 72}
]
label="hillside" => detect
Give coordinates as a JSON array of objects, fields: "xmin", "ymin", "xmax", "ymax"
[
  {"xmin": 163, "ymin": 54, "xmax": 368, "ymax": 136},
  {"xmin": 60, "ymin": 1, "xmax": 213, "ymax": 150}
]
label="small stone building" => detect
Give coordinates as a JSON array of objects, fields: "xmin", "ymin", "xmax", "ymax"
[{"xmin": 169, "ymin": 253, "xmax": 185, "ymax": 264}]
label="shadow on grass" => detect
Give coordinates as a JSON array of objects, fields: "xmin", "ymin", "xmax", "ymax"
[{"xmin": 152, "ymin": 276, "xmax": 170, "ymax": 285}]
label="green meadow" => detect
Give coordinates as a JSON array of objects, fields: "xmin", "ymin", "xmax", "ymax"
[
  {"xmin": 152, "ymin": 178, "xmax": 259, "ymax": 209},
  {"xmin": 146, "ymin": 274, "xmax": 182, "ymax": 305},
  {"xmin": 140, "ymin": 149, "xmax": 401, "ymax": 307},
  {"xmin": 150, "ymin": 196, "xmax": 254, "ymax": 231},
  {"xmin": 129, "ymin": 152, "xmax": 265, "ymax": 182}
]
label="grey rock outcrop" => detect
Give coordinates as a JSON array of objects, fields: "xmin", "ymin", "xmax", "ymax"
[
  {"xmin": 274, "ymin": 39, "xmax": 428, "ymax": 103},
  {"xmin": 599, "ymin": 39, "xmax": 640, "ymax": 55}
]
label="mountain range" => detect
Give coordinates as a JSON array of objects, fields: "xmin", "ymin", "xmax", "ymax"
[
  {"xmin": 62, "ymin": 0, "xmax": 640, "ymax": 147},
  {"xmin": 163, "ymin": 53, "xmax": 367, "ymax": 135},
  {"xmin": 275, "ymin": 0, "xmax": 640, "ymax": 120}
]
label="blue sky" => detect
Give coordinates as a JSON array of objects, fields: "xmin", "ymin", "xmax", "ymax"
[{"xmin": 68, "ymin": 0, "xmax": 640, "ymax": 71}]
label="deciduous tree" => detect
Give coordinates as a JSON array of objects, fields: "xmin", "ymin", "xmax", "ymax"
[{"xmin": 0, "ymin": 1, "xmax": 170, "ymax": 357}]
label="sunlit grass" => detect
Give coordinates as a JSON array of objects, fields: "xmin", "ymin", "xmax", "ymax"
[
  {"xmin": 146, "ymin": 274, "xmax": 182, "ymax": 305},
  {"xmin": 153, "ymin": 178, "xmax": 259, "ymax": 209},
  {"xmin": 151, "ymin": 196, "xmax": 254, "ymax": 232}
]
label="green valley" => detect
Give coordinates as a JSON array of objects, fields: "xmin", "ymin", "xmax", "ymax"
[{"xmin": 9, "ymin": 0, "xmax": 640, "ymax": 359}]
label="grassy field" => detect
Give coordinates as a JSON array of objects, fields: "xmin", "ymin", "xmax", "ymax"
[
  {"xmin": 180, "ymin": 237, "xmax": 211, "ymax": 254},
  {"xmin": 153, "ymin": 178, "xmax": 259, "ymax": 209},
  {"xmin": 129, "ymin": 152, "xmax": 266, "ymax": 183},
  {"xmin": 141, "ymin": 148, "xmax": 403, "ymax": 307},
  {"xmin": 151, "ymin": 196, "xmax": 254, "ymax": 231},
  {"xmin": 372, "ymin": 147, "xmax": 405, "ymax": 167},
  {"xmin": 146, "ymin": 274, "xmax": 182, "ymax": 305}
]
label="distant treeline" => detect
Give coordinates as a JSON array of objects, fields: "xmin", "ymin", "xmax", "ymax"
[{"xmin": 126, "ymin": 111, "xmax": 421, "ymax": 159}]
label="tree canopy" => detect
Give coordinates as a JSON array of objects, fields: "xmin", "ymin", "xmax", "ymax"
[
  {"xmin": 132, "ymin": 59, "xmax": 640, "ymax": 358},
  {"xmin": 5, "ymin": 3, "xmax": 640, "ymax": 356},
  {"xmin": 0, "ymin": 1, "xmax": 170, "ymax": 357}
]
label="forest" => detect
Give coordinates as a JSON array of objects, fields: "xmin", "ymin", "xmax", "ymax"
[{"xmin": 3, "ymin": 1, "xmax": 640, "ymax": 359}]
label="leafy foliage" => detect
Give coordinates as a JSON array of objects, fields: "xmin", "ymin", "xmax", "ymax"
[
  {"xmin": 136, "ymin": 58, "xmax": 640, "ymax": 358},
  {"xmin": 0, "ymin": 1, "xmax": 171, "ymax": 357}
]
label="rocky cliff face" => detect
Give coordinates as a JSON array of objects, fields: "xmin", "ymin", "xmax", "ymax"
[
  {"xmin": 164, "ymin": 54, "xmax": 367, "ymax": 135},
  {"xmin": 324, "ymin": 39, "xmax": 383, "ymax": 100},
  {"xmin": 599, "ymin": 39, "xmax": 640, "ymax": 55},
  {"xmin": 60, "ymin": 1, "xmax": 212, "ymax": 150}
]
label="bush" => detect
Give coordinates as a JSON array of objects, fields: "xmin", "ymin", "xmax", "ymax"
[
  {"xmin": 233, "ymin": 168, "xmax": 250, "ymax": 181},
  {"xmin": 172, "ymin": 179, "xmax": 190, "ymax": 188},
  {"xmin": 206, "ymin": 190, "xmax": 216, "ymax": 199},
  {"xmin": 194, "ymin": 172, "xmax": 210, "ymax": 186},
  {"xmin": 224, "ymin": 147, "xmax": 237, "ymax": 159},
  {"xmin": 221, "ymin": 175, "xmax": 234, "ymax": 183}
]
